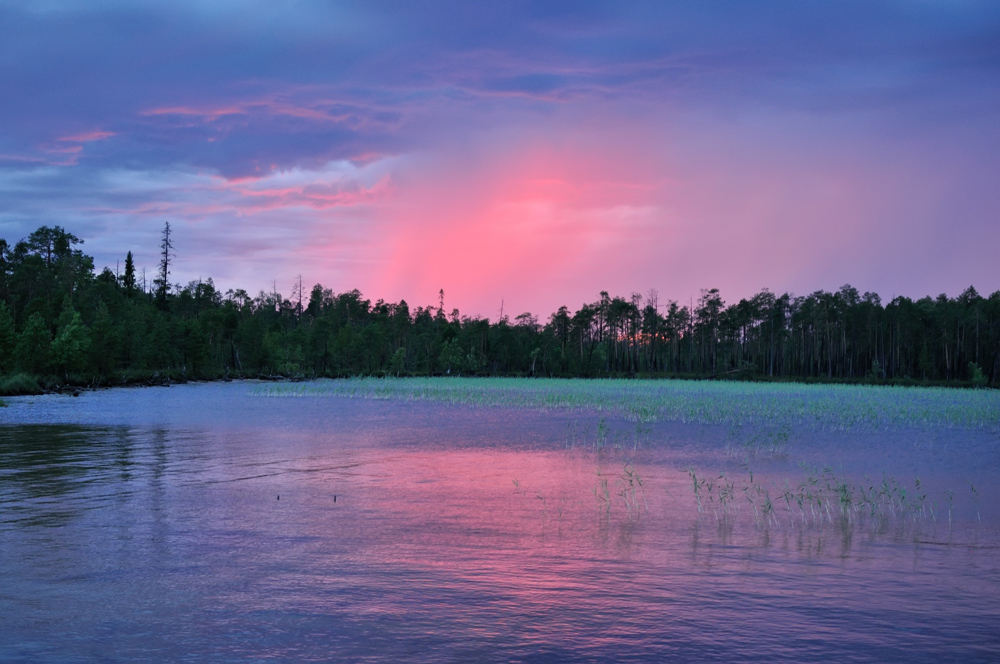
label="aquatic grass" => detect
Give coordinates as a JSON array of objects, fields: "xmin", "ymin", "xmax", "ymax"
[
  {"xmin": 724, "ymin": 422, "xmax": 792, "ymax": 458},
  {"xmin": 593, "ymin": 473, "xmax": 612, "ymax": 516},
  {"xmin": 592, "ymin": 461, "xmax": 648, "ymax": 519},
  {"xmin": 618, "ymin": 461, "xmax": 647, "ymax": 518},
  {"xmin": 252, "ymin": 377, "xmax": 1000, "ymax": 432},
  {"xmin": 684, "ymin": 466, "xmax": 977, "ymax": 533}
]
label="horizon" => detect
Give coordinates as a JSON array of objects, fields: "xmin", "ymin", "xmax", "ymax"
[
  {"xmin": 3, "ymin": 221, "xmax": 994, "ymax": 322},
  {"xmin": 2, "ymin": 2, "xmax": 999, "ymax": 318}
]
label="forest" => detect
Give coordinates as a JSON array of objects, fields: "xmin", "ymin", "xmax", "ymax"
[{"xmin": 0, "ymin": 224, "xmax": 996, "ymax": 393}]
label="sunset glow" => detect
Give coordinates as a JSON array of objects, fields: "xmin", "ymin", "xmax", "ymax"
[{"xmin": 1, "ymin": 2, "xmax": 998, "ymax": 316}]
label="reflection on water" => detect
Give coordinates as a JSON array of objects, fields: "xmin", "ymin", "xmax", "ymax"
[{"xmin": 1, "ymin": 384, "xmax": 999, "ymax": 662}]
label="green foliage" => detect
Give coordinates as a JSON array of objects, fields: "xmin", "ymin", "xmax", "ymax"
[
  {"xmin": 0, "ymin": 224, "xmax": 998, "ymax": 388},
  {"xmin": 866, "ymin": 359, "xmax": 885, "ymax": 382},
  {"xmin": 88, "ymin": 300, "xmax": 116, "ymax": 374},
  {"xmin": 52, "ymin": 309, "xmax": 91, "ymax": 375},
  {"xmin": 122, "ymin": 251, "xmax": 136, "ymax": 293},
  {"xmin": 154, "ymin": 221, "xmax": 173, "ymax": 308},
  {"xmin": 389, "ymin": 347, "xmax": 406, "ymax": 375},
  {"xmin": 0, "ymin": 372, "xmax": 43, "ymax": 395},
  {"xmin": 969, "ymin": 362, "xmax": 987, "ymax": 388},
  {"xmin": 438, "ymin": 339, "xmax": 464, "ymax": 374},
  {"xmin": 15, "ymin": 312, "xmax": 51, "ymax": 374},
  {"xmin": 180, "ymin": 319, "xmax": 211, "ymax": 378},
  {"xmin": 0, "ymin": 301, "xmax": 15, "ymax": 371}
]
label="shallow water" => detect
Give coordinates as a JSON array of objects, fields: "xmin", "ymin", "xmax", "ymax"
[{"xmin": 2, "ymin": 382, "xmax": 999, "ymax": 662}]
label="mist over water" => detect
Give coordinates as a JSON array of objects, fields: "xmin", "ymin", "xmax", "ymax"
[{"xmin": 2, "ymin": 382, "xmax": 998, "ymax": 662}]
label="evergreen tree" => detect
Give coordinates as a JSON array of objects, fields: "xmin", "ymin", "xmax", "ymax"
[
  {"xmin": 154, "ymin": 222, "xmax": 173, "ymax": 308},
  {"xmin": 0, "ymin": 222, "xmax": 997, "ymax": 388},
  {"xmin": 88, "ymin": 300, "xmax": 116, "ymax": 374},
  {"xmin": 15, "ymin": 312, "xmax": 51, "ymax": 374},
  {"xmin": 123, "ymin": 251, "xmax": 136, "ymax": 294},
  {"xmin": 0, "ymin": 301, "xmax": 15, "ymax": 372},
  {"xmin": 52, "ymin": 306, "xmax": 91, "ymax": 378},
  {"xmin": 0, "ymin": 239, "xmax": 9, "ymax": 303}
]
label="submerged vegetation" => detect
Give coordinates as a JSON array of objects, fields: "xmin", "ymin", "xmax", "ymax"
[
  {"xmin": 259, "ymin": 377, "xmax": 996, "ymax": 531},
  {"xmin": 256, "ymin": 377, "xmax": 1000, "ymax": 431},
  {"xmin": 1, "ymin": 224, "xmax": 999, "ymax": 393}
]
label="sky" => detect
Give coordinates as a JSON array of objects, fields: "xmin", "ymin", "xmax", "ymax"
[{"xmin": 1, "ymin": 1, "xmax": 999, "ymax": 318}]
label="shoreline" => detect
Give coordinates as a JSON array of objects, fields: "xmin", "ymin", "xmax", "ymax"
[{"xmin": 0, "ymin": 369, "xmax": 995, "ymax": 400}]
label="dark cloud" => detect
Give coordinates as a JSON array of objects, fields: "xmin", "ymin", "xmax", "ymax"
[{"xmin": 3, "ymin": 1, "xmax": 998, "ymax": 174}]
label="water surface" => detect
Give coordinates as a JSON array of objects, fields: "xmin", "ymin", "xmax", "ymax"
[{"xmin": 2, "ymin": 382, "xmax": 998, "ymax": 662}]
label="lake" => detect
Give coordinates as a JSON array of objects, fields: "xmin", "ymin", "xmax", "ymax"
[{"xmin": 2, "ymin": 380, "xmax": 999, "ymax": 662}]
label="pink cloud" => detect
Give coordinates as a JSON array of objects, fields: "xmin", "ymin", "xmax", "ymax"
[
  {"xmin": 0, "ymin": 153, "xmax": 49, "ymax": 164},
  {"xmin": 58, "ymin": 130, "xmax": 116, "ymax": 143},
  {"xmin": 140, "ymin": 96, "xmax": 375, "ymax": 130},
  {"xmin": 141, "ymin": 105, "xmax": 246, "ymax": 121},
  {"xmin": 70, "ymin": 159, "xmax": 396, "ymax": 245},
  {"xmin": 45, "ymin": 144, "xmax": 83, "ymax": 155},
  {"xmin": 219, "ymin": 174, "xmax": 394, "ymax": 212},
  {"xmin": 25, "ymin": 129, "xmax": 119, "ymax": 166}
]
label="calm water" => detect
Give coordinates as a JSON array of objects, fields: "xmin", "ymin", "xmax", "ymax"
[{"xmin": 2, "ymin": 382, "xmax": 999, "ymax": 662}]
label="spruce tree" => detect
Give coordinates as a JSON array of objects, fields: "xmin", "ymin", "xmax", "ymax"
[
  {"xmin": 123, "ymin": 251, "xmax": 136, "ymax": 294},
  {"xmin": 154, "ymin": 222, "xmax": 173, "ymax": 308}
]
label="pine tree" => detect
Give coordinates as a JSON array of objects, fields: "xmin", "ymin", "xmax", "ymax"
[
  {"xmin": 154, "ymin": 222, "xmax": 173, "ymax": 308},
  {"xmin": 123, "ymin": 251, "xmax": 136, "ymax": 294}
]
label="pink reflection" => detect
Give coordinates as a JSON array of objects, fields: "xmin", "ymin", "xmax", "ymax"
[
  {"xmin": 244, "ymin": 443, "xmax": 999, "ymax": 656},
  {"xmin": 291, "ymin": 448, "xmax": 678, "ymax": 618}
]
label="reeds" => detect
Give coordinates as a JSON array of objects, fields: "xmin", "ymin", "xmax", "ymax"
[
  {"xmin": 684, "ymin": 466, "xmax": 980, "ymax": 532},
  {"xmin": 592, "ymin": 461, "xmax": 648, "ymax": 520}
]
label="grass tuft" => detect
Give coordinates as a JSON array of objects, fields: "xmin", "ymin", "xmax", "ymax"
[{"xmin": 0, "ymin": 373, "xmax": 44, "ymax": 396}]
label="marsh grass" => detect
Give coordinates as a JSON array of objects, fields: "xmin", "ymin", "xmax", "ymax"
[
  {"xmin": 683, "ymin": 466, "xmax": 982, "ymax": 534},
  {"xmin": 591, "ymin": 462, "xmax": 648, "ymax": 520},
  {"xmin": 254, "ymin": 377, "xmax": 1000, "ymax": 432},
  {"xmin": 0, "ymin": 373, "xmax": 43, "ymax": 396},
  {"xmin": 724, "ymin": 422, "xmax": 792, "ymax": 459}
]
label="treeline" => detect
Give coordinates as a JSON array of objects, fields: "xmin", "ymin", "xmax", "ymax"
[{"xmin": 0, "ymin": 225, "xmax": 997, "ymax": 391}]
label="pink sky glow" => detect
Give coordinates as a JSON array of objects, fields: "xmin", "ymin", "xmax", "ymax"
[{"xmin": 1, "ymin": 2, "xmax": 998, "ymax": 317}]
